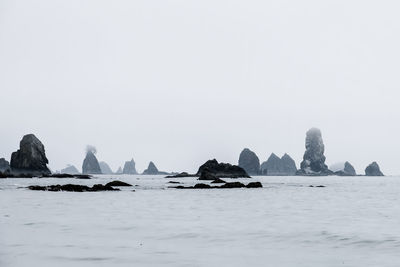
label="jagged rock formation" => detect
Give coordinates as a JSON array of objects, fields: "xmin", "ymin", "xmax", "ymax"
[
  {"xmin": 99, "ymin": 161, "xmax": 114, "ymax": 174},
  {"xmin": 330, "ymin": 162, "xmax": 356, "ymax": 176},
  {"xmin": 10, "ymin": 134, "xmax": 51, "ymax": 175},
  {"xmin": 143, "ymin": 161, "xmax": 159, "ymax": 175},
  {"xmin": 122, "ymin": 159, "xmax": 137, "ymax": 174},
  {"xmin": 197, "ymin": 159, "xmax": 250, "ymax": 178},
  {"xmin": 365, "ymin": 162, "xmax": 384, "ymax": 176},
  {"xmin": 297, "ymin": 128, "xmax": 332, "ymax": 176},
  {"xmin": 82, "ymin": 151, "xmax": 102, "ymax": 174},
  {"xmin": 0, "ymin": 158, "xmax": 10, "ymax": 173},
  {"xmin": 61, "ymin": 165, "xmax": 80, "ymax": 175},
  {"xmin": 261, "ymin": 153, "xmax": 297, "ymax": 176},
  {"xmin": 116, "ymin": 167, "xmax": 123, "ymax": 174},
  {"xmin": 238, "ymin": 148, "xmax": 260, "ymax": 175}
]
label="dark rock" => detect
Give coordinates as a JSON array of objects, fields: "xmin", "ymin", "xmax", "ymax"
[
  {"xmin": 0, "ymin": 158, "xmax": 10, "ymax": 173},
  {"xmin": 238, "ymin": 148, "xmax": 260, "ymax": 175},
  {"xmin": 10, "ymin": 134, "xmax": 51, "ymax": 175},
  {"xmin": 309, "ymin": 185, "xmax": 326, "ymax": 188},
  {"xmin": 220, "ymin": 182, "xmax": 246, "ymax": 188},
  {"xmin": 197, "ymin": 159, "xmax": 250, "ymax": 178},
  {"xmin": 74, "ymin": 175, "xmax": 92, "ymax": 179},
  {"xmin": 331, "ymin": 161, "xmax": 356, "ymax": 176},
  {"xmin": 261, "ymin": 153, "xmax": 297, "ymax": 176},
  {"xmin": 143, "ymin": 161, "xmax": 160, "ymax": 175},
  {"xmin": 28, "ymin": 183, "xmax": 119, "ymax": 192},
  {"xmin": 122, "ymin": 159, "xmax": 137, "ymax": 174},
  {"xmin": 365, "ymin": 162, "xmax": 384, "ymax": 176},
  {"xmin": 60, "ymin": 165, "xmax": 80, "ymax": 175},
  {"xmin": 105, "ymin": 180, "xmax": 132, "ymax": 187},
  {"xmin": 82, "ymin": 151, "xmax": 102, "ymax": 174},
  {"xmin": 198, "ymin": 171, "xmax": 218, "ymax": 180},
  {"xmin": 99, "ymin": 162, "xmax": 114, "ymax": 174},
  {"xmin": 194, "ymin": 183, "xmax": 211, "ymax": 189},
  {"xmin": 246, "ymin": 182, "xmax": 263, "ymax": 188},
  {"xmin": 167, "ymin": 181, "xmax": 181, "ymax": 184},
  {"xmin": 211, "ymin": 178, "xmax": 226, "ymax": 184},
  {"xmin": 297, "ymin": 128, "xmax": 333, "ymax": 176}
]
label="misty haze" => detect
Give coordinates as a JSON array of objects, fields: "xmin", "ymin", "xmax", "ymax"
[{"xmin": 1, "ymin": 1, "xmax": 400, "ymax": 267}]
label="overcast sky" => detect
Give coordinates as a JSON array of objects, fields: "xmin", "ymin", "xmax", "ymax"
[{"xmin": 1, "ymin": 0, "xmax": 400, "ymax": 175}]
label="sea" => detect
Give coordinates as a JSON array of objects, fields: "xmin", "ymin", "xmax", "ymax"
[{"xmin": 1, "ymin": 175, "xmax": 399, "ymax": 267}]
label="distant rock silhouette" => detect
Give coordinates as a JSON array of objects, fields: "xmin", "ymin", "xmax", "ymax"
[
  {"xmin": 99, "ymin": 161, "xmax": 114, "ymax": 174},
  {"xmin": 116, "ymin": 167, "xmax": 123, "ymax": 174},
  {"xmin": 122, "ymin": 159, "xmax": 137, "ymax": 174},
  {"xmin": 197, "ymin": 159, "xmax": 250, "ymax": 178},
  {"xmin": 330, "ymin": 162, "xmax": 356, "ymax": 176},
  {"xmin": 297, "ymin": 128, "xmax": 332, "ymax": 176},
  {"xmin": 0, "ymin": 158, "xmax": 10, "ymax": 173},
  {"xmin": 143, "ymin": 161, "xmax": 158, "ymax": 175},
  {"xmin": 61, "ymin": 165, "xmax": 80, "ymax": 175},
  {"xmin": 238, "ymin": 148, "xmax": 260, "ymax": 175},
  {"xmin": 365, "ymin": 162, "xmax": 384, "ymax": 176},
  {"xmin": 261, "ymin": 153, "xmax": 297, "ymax": 176},
  {"xmin": 82, "ymin": 151, "xmax": 102, "ymax": 174},
  {"xmin": 10, "ymin": 134, "xmax": 51, "ymax": 175}
]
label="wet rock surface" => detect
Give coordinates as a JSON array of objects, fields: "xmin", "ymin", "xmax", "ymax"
[
  {"xmin": 105, "ymin": 180, "xmax": 132, "ymax": 187},
  {"xmin": 28, "ymin": 184, "xmax": 120, "ymax": 192},
  {"xmin": 173, "ymin": 181, "xmax": 262, "ymax": 189}
]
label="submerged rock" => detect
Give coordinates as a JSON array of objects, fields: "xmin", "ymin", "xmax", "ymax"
[
  {"xmin": 330, "ymin": 161, "xmax": 356, "ymax": 176},
  {"xmin": 122, "ymin": 159, "xmax": 137, "ymax": 174},
  {"xmin": 297, "ymin": 128, "xmax": 332, "ymax": 176},
  {"xmin": 246, "ymin": 182, "xmax": 263, "ymax": 188},
  {"xmin": 260, "ymin": 153, "xmax": 297, "ymax": 175},
  {"xmin": 99, "ymin": 161, "xmax": 114, "ymax": 174},
  {"xmin": 10, "ymin": 134, "xmax": 51, "ymax": 175},
  {"xmin": 197, "ymin": 159, "xmax": 250, "ymax": 178},
  {"xmin": 82, "ymin": 151, "xmax": 102, "ymax": 174},
  {"xmin": 0, "ymin": 158, "xmax": 10, "ymax": 173},
  {"xmin": 365, "ymin": 162, "xmax": 384, "ymax": 176},
  {"xmin": 173, "ymin": 181, "xmax": 261, "ymax": 189},
  {"xmin": 60, "ymin": 165, "xmax": 80, "ymax": 175},
  {"xmin": 238, "ymin": 148, "xmax": 260, "ymax": 175}
]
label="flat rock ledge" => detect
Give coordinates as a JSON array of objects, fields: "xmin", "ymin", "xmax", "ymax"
[
  {"xmin": 172, "ymin": 181, "xmax": 262, "ymax": 189},
  {"xmin": 28, "ymin": 183, "xmax": 120, "ymax": 192}
]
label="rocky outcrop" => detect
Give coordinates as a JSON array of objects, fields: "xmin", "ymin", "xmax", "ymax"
[
  {"xmin": 82, "ymin": 151, "xmax": 102, "ymax": 174},
  {"xmin": 260, "ymin": 153, "xmax": 297, "ymax": 175},
  {"xmin": 297, "ymin": 128, "xmax": 332, "ymax": 176},
  {"xmin": 28, "ymin": 183, "xmax": 119, "ymax": 192},
  {"xmin": 10, "ymin": 134, "xmax": 51, "ymax": 175},
  {"xmin": 173, "ymin": 181, "xmax": 262, "ymax": 189},
  {"xmin": 143, "ymin": 161, "xmax": 159, "ymax": 175},
  {"xmin": 197, "ymin": 159, "xmax": 250, "ymax": 178},
  {"xmin": 0, "ymin": 158, "xmax": 10, "ymax": 173},
  {"xmin": 105, "ymin": 180, "xmax": 132, "ymax": 187},
  {"xmin": 330, "ymin": 162, "xmax": 356, "ymax": 176},
  {"xmin": 99, "ymin": 161, "xmax": 114, "ymax": 174},
  {"xmin": 116, "ymin": 167, "xmax": 123, "ymax": 174},
  {"xmin": 238, "ymin": 148, "xmax": 260, "ymax": 175},
  {"xmin": 60, "ymin": 165, "xmax": 80, "ymax": 175},
  {"xmin": 365, "ymin": 162, "xmax": 384, "ymax": 176},
  {"xmin": 122, "ymin": 159, "xmax": 137, "ymax": 174}
]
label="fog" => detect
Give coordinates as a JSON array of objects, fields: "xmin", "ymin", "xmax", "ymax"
[{"xmin": 1, "ymin": 0, "xmax": 399, "ymax": 174}]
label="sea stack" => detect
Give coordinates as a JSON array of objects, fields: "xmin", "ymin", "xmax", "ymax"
[
  {"xmin": 238, "ymin": 148, "xmax": 260, "ymax": 176},
  {"xmin": 365, "ymin": 162, "xmax": 384, "ymax": 176},
  {"xmin": 261, "ymin": 153, "xmax": 297, "ymax": 176},
  {"xmin": 99, "ymin": 161, "xmax": 114, "ymax": 174},
  {"xmin": 297, "ymin": 128, "xmax": 332, "ymax": 176},
  {"xmin": 10, "ymin": 134, "xmax": 51, "ymax": 175},
  {"xmin": 82, "ymin": 147, "xmax": 102, "ymax": 174},
  {"xmin": 61, "ymin": 165, "xmax": 80, "ymax": 174},
  {"xmin": 0, "ymin": 158, "xmax": 10, "ymax": 173},
  {"xmin": 330, "ymin": 161, "xmax": 356, "ymax": 176},
  {"xmin": 143, "ymin": 161, "xmax": 159, "ymax": 175},
  {"xmin": 122, "ymin": 159, "xmax": 137, "ymax": 174}
]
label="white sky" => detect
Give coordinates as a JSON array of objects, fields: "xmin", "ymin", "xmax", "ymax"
[{"xmin": 1, "ymin": 0, "xmax": 400, "ymax": 174}]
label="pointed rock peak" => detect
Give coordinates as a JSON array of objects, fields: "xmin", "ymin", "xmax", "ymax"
[
  {"xmin": 365, "ymin": 162, "xmax": 384, "ymax": 176},
  {"xmin": 238, "ymin": 148, "xmax": 260, "ymax": 175},
  {"xmin": 268, "ymin": 153, "xmax": 280, "ymax": 160}
]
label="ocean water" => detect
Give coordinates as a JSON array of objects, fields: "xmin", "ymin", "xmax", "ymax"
[{"xmin": 1, "ymin": 175, "xmax": 400, "ymax": 267}]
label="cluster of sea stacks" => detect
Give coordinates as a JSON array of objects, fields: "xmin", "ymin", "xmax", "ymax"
[{"xmin": 0, "ymin": 128, "xmax": 385, "ymax": 178}]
